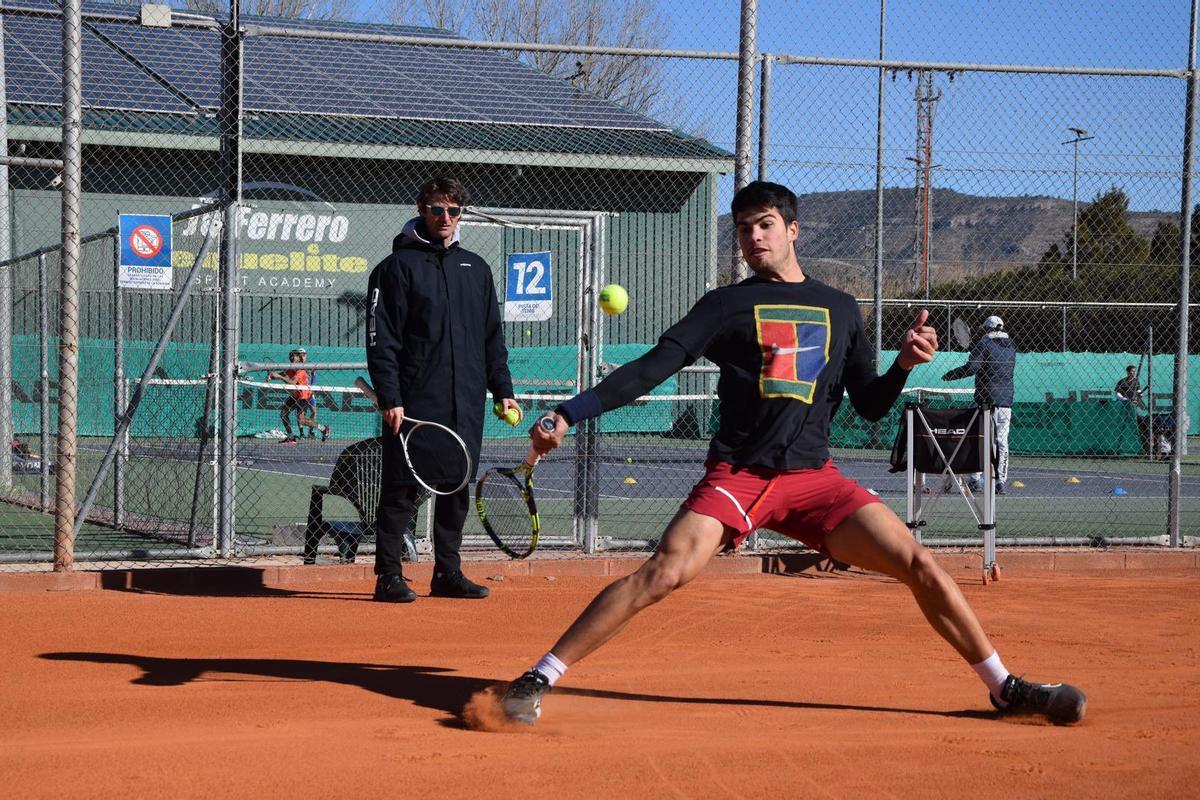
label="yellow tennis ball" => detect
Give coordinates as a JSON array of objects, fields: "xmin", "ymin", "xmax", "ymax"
[
  {"xmin": 492, "ymin": 402, "xmax": 505, "ymax": 419},
  {"xmin": 599, "ymin": 283, "xmax": 628, "ymax": 315},
  {"xmin": 504, "ymin": 408, "xmax": 521, "ymax": 426}
]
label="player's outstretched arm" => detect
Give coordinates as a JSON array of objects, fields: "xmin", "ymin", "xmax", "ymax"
[
  {"xmin": 532, "ymin": 339, "xmax": 693, "ymax": 455},
  {"xmin": 534, "ymin": 292, "xmax": 723, "ymax": 454}
]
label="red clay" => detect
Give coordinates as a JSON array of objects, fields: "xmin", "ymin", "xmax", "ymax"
[{"xmin": 2, "ymin": 567, "xmax": 1197, "ymax": 798}]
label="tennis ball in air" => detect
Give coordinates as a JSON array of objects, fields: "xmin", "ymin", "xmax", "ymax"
[
  {"xmin": 525, "ymin": 329, "xmax": 533, "ymax": 337},
  {"xmin": 503, "ymin": 407, "xmax": 521, "ymax": 426},
  {"xmin": 599, "ymin": 283, "xmax": 628, "ymax": 315}
]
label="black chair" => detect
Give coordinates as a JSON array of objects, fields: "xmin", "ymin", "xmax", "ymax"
[{"xmin": 303, "ymin": 437, "xmax": 423, "ymax": 564}]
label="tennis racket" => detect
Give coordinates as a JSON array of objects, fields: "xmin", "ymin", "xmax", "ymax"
[
  {"xmin": 475, "ymin": 416, "xmax": 557, "ymax": 559},
  {"xmin": 354, "ymin": 376, "xmax": 471, "ymax": 496},
  {"xmin": 951, "ymin": 317, "xmax": 972, "ymax": 350}
]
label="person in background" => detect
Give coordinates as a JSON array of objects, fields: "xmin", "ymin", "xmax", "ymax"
[
  {"xmin": 941, "ymin": 315, "xmax": 1015, "ymax": 494},
  {"xmin": 366, "ymin": 175, "xmax": 520, "ymax": 603},
  {"xmin": 1114, "ymin": 365, "xmax": 1147, "ymax": 409},
  {"xmin": 269, "ymin": 348, "xmax": 331, "ymax": 444}
]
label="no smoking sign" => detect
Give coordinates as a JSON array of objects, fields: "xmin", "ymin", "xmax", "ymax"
[{"xmin": 118, "ymin": 214, "xmax": 173, "ymax": 290}]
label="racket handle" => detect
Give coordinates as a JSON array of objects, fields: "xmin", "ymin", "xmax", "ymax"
[
  {"xmin": 524, "ymin": 416, "xmax": 558, "ymax": 467},
  {"xmin": 354, "ymin": 376, "xmax": 380, "ymax": 409}
]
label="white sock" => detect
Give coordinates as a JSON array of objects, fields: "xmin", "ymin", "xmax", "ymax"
[
  {"xmin": 972, "ymin": 651, "xmax": 1011, "ymax": 704},
  {"xmin": 534, "ymin": 652, "xmax": 568, "ymax": 686}
]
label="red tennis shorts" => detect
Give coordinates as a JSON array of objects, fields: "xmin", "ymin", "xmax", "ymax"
[{"xmin": 681, "ymin": 459, "xmax": 882, "ymax": 552}]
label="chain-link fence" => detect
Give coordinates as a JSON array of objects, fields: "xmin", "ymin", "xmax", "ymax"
[{"xmin": 1, "ymin": 0, "xmax": 1196, "ymax": 570}]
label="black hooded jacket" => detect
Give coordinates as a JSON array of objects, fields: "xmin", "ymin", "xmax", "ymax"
[{"xmin": 366, "ymin": 218, "xmax": 513, "ymax": 485}]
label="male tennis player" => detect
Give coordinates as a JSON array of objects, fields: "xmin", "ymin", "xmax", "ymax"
[
  {"xmin": 941, "ymin": 315, "xmax": 1015, "ymax": 493},
  {"xmin": 268, "ymin": 348, "xmax": 330, "ymax": 443},
  {"xmin": 501, "ymin": 181, "xmax": 1085, "ymax": 725},
  {"xmin": 366, "ymin": 175, "xmax": 520, "ymax": 603}
]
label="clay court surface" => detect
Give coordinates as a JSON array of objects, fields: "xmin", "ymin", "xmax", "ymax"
[{"xmin": 2, "ymin": 563, "xmax": 1198, "ymax": 798}]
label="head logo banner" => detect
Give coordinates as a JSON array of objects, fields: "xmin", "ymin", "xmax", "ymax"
[
  {"xmin": 118, "ymin": 214, "xmax": 173, "ymax": 290},
  {"xmin": 505, "ymin": 251, "xmax": 553, "ymax": 322}
]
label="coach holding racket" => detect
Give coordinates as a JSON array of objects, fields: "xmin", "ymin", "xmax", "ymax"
[
  {"xmin": 500, "ymin": 181, "xmax": 1084, "ymax": 726},
  {"xmin": 366, "ymin": 176, "xmax": 520, "ymax": 603}
]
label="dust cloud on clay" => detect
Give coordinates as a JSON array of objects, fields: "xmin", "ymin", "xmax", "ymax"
[{"xmin": 462, "ymin": 685, "xmax": 529, "ymax": 732}]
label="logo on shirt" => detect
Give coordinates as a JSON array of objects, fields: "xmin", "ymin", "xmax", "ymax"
[{"xmin": 754, "ymin": 305, "xmax": 830, "ymax": 402}]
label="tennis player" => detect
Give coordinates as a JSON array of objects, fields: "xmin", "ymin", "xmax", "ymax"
[
  {"xmin": 269, "ymin": 348, "xmax": 330, "ymax": 443},
  {"xmin": 501, "ymin": 181, "xmax": 1085, "ymax": 726}
]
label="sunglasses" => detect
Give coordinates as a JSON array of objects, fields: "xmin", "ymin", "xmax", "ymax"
[{"xmin": 426, "ymin": 205, "xmax": 462, "ymax": 218}]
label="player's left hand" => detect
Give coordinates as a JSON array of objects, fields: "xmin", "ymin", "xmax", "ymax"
[
  {"xmin": 500, "ymin": 397, "xmax": 523, "ymax": 424},
  {"xmin": 897, "ymin": 309, "xmax": 938, "ymax": 370}
]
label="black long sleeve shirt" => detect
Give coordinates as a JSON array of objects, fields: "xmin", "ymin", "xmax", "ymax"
[{"xmin": 560, "ymin": 276, "xmax": 910, "ymax": 470}]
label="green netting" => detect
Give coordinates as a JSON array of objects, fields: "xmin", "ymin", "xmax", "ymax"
[{"xmin": 10, "ymin": 337, "xmax": 1194, "ymax": 453}]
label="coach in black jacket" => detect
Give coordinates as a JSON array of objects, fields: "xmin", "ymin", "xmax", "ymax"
[{"xmin": 366, "ymin": 176, "xmax": 519, "ymax": 603}]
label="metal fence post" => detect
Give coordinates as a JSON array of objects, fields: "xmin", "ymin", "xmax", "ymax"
[
  {"xmin": 0, "ymin": 8, "xmax": 14, "ymax": 492},
  {"xmin": 112, "ymin": 235, "xmax": 125, "ymax": 527},
  {"xmin": 38, "ymin": 252, "xmax": 50, "ymax": 512},
  {"xmin": 874, "ymin": 0, "xmax": 887, "ymax": 368},
  {"xmin": 732, "ymin": 0, "xmax": 757, "ymax": 282},
  {"xmin": 1169, "ymin": 0, "xmax": 1199, "ymax": 547},
  {"xmin": 757, "ymin": 53, "xmax": 772, "ymax": 181},
  {"xmin": 217, "ymin": 3, "xmax": 244, "ymax": 557},
  {"xmin": 54, "ymin": 0, "xmax": 83, "ymax": 571}
]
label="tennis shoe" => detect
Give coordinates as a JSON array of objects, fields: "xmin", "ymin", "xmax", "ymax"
[
  {"xmin": 995, "ymin": 481, "xmax": 1007, "ymax": 495},
  {"xmin": 990, "ymin": 674, "xmax": 1086, "ymax": 724},
  {"xmin": 502, "ymin": 669, "xmax": 551, "ymax": 725},
  {"xmin": 373, "ymin": 573, "xmax": 416, "ymax": 603},
  {"xmin": 279, "ymin": 436, "xmax": 298, "ymax": 445},
  {"xmin": 430, "ymin": 571, "xmax": 490, "ymax": 599}
]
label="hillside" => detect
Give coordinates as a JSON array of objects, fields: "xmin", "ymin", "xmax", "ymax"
[{"xmin": 717, "ymin": 188, "xmax": 1175, "ymax": 292}]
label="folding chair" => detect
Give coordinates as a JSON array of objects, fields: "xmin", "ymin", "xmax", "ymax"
[
  {"xmin": 304, "ymin": 437, "xmax": 423, "ymax": 564},
  {"xmin": 891, "ymin": 402, "xmax": 999, "ymax": 583}
]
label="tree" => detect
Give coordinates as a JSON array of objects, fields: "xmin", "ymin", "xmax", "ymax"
[
  {"xmin": 386, "ymin": 0, "xmax": 667, "ymax": 115},
  {"xmin": 181, "ymin": 0, "xmax": 351, "ymax": 20},
  {"xmin": 919, "ymin": 188, "xmax": 1186, "ymax": 352},
  {"xmin": 1149, "ymin": 220, "xmax": 1181, "ymax": 266}
]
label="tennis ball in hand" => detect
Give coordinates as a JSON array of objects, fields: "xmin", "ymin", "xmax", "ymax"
[
  {"xmin": 503, "ymin": 408, "xmax": 521, "ymax": 426},
  {"xmin": 599, "ymin": 283, "xmax": 628, "ymax": 315},
  {"xmin": 492, "ymin": 401, "xmax": 505, "ymax": 419}
]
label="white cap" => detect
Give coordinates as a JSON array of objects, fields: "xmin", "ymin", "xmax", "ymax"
[{"xmin": 981, "ymin": 315, "xmax": 1004, "ymax": 330}]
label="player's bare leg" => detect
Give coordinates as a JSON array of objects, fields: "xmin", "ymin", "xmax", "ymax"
[
  {"xmin": 825, "ymin": 503, "xmax": 1085, "ymax": 723},
  {"xmin": 501, "ymin": 510, "xmax": 730, "ymax": 723},
  {"xmin": 552, "ymin": 509, "xmax": 730, "ymax": 664}
]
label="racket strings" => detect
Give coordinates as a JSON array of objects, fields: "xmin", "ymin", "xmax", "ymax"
[
  {"xmin": 479, "ymin": 470, "xmax": 535, "ymax": 549},
  {"xmin": 403, "ymin": 422, "xmax": 471, "ymax": 494}
]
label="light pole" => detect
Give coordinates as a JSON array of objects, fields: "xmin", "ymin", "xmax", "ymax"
[{"xmin": 1064, "ymin": 127, "xmax": 1094, "ymax": 281}]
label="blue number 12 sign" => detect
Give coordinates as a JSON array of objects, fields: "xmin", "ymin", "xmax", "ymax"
[{"xmin": 505, "ymin": 251, "xmax": 553, "ymax": 322}]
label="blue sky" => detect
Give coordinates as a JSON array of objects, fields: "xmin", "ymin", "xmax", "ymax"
[
  {"xmin": 653, "ymin": 1, "xmax": 1197, "ymax": 213},
  {"xmin": 350, "ymin": 1, "xmax": 1195, "ymax": 212}
]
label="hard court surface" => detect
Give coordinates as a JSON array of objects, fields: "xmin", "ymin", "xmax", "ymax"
[{"xmin": 2, "ymin": 568, "xmax": 1197, "ymax": 798}]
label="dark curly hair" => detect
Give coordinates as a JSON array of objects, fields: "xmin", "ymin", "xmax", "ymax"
[
  {"xmin": 731, "ymin": 181, "xmax": 797, "ymax": 225},
  {"xmin": 417, "ymin": 175, "xmax": 469, "ymax": 208}
]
